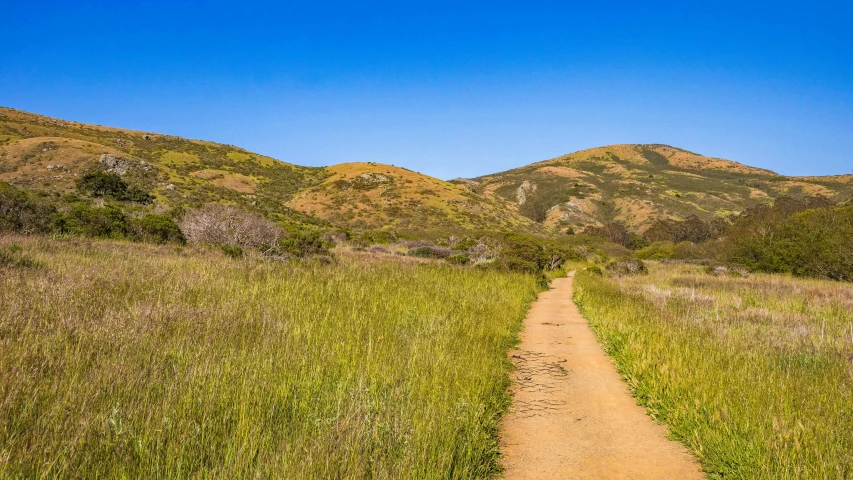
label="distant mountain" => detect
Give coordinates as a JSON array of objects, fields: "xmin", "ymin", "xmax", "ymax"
[
  {"xmin": 465, "ymin": 144, "xmax": 853, "ymax": 232},
  {"xmin": 2, "ymin": 107, "xmax": 850, "ymax": 236}
]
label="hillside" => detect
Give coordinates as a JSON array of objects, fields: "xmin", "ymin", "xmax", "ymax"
[
  {"xmin": 0, "ymin": 107, "xmax": 534, "ymax": 234},
  {"xmin": 0, "ymin": 107, "xmax": 330, "ymax": 228},
  {"xmin": 466, "ymin": 144, "xmax": 853, "ymax": 232},
  {"xmin": 286, "ymin": 162, "xmax": 534, "ymax": 232},
  {"xmin": 3, "ymin": 107, "xmax": 851, "ymax": 236}
]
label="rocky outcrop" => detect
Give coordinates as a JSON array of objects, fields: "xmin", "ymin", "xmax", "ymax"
[
  {"xmin": 516, "ymin": 180, "xmax": 537, "ymax": 205},
  {"xmin": 99, "ymin": 154, "xmax": 152, "ymax": 176}
]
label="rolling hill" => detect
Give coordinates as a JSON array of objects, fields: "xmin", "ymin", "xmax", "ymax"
[
  {"xmin": 2, "ymin": 106, "xmax": 851, "ymax": 236},
  {"xmin": 0, "ymin": 107, "xmax": 329, "ymax": 228},
  {"xmin": 0, "ymin": 106, "xmax": 534, "ymax": 234},
  {"xmin": 466, "ymin": 144, "xmax": 853, "ymax": 232},
  {"xmin": 286, "ymin": 162, "xmax": 533, "ymax": 232}
]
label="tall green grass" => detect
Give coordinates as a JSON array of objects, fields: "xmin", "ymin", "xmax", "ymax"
[
  {"xmin": 0, "ymin": 237, "xmax": 541, "ymax": 478},
  {"xmin": 575, "ymin": 264, "xmax": 853, "ymax": 479}
]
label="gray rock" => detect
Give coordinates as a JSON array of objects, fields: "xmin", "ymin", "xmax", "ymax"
[
  {"xmin": 99, "ymin": 154, "xmax": 153, "ymax": 175},
  {"xmin": 99, "ymin": 154, "xmax": 129, "ymax": 175}
]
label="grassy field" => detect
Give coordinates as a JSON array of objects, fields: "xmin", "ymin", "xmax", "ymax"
[
  {"xmin": 574, "ymin": 263, "xmax": 853, "ymax": 479},
  {"xmin": 0, "ymin": 236, "xmax": 541, "ymax": 478}
]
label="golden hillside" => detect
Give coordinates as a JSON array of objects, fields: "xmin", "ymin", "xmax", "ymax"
[
  {"xmin": 0, "ymin": 107, "xmax": 329, "ymax": 227},
  {"xmin": 286, "ymin": 162, "xmax": 535, "ymax": 232},
  {"xmin": 0, "ymin": 107, "xmax": 534, "ymax": 234},
  {"xmin": 3, "ymin": 107, "xmax": 851, "ymax": 235},
  {"xmin": 470, "ymin": 144, "xmax": 853, "ymax": 232}
]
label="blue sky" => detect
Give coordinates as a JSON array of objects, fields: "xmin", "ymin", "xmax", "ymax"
[{"xmin": 2, "ymin": 1, "xmax": 852, "ymax": 179}]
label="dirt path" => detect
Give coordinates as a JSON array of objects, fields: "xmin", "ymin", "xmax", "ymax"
[{"xmin": 500, "ymin": 273, "xmax": 703, "ymax": 479}]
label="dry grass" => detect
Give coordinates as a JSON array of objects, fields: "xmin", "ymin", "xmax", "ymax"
[
  {"xmin": 575, "ymin": 263, "xmax": 853, "ymax": 479},
  {"xmin": 0, "ymin": 235, "xmax": 541, "ymax": 478}
]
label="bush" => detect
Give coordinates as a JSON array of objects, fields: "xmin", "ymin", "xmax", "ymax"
[
  {"xmin": 0, "ymin": 182, "xmax": 57, "ymax": 234},
  {"xmin": 77, "ymin": 172, "xmax": 152, "ymax": 203},
  {"xmin": 320, "ymin": 229, "xmax": 349, "ymax": 245},
  {"xmin": 495, "ymin": 233, "xmax": 545, "ymax": 273},
  {"xmin": 605, "ymin": 258, "xmax": 647, "ymax": 276},
  {"xmin": 1, "ymin": 182, "xmax": 179, "ymax": 246},
  {"xmin": 543, "ymin": 242, "xmax": 581, "ymax": 271},
  {"xmin": 278, "ymin": 231, "xmax": 331, "ymax": 258},
  {"xmin": 586, "ymin": 265, "xmax": 604, "ymax": 276},
  {"xmin": 671, "ymin": 241, "xmax": 711, "ymax": 260},
  {"xmin": 643, "ymin": 214, "xmax": 715, "ymax": 244},
  {"xmin": 129, "ymin": 214, "xmax": 186, "ymax": 244},
  {"xmin": 445, "ymin": 254, "xmax": 470, "ymax": 265},
  {"xmin": 56, "ymin": 203, "xmax": 129, "ymax": 238},
  {"xmin": 584, "ymin": 222, "xmax": 645, "ymax": 249},
  {"xmin": 724, "ymin": 205, "xmax": 853, "ymax": 281},
  {"xmin": 636, "ymin": 241, "xmax": 675, "ymax": 260},
  {"xmin": 220, "ymin": 244, "xmax": 243, "ymax": 259},
  {"xmin": 180, "ymin": 205, "xmax": 282, "ymax": 250},
  {"xmin": 467, "ymin": 238, "xmax": 501, "ymax": 264}
]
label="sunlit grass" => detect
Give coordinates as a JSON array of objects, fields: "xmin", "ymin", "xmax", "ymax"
[
  {"xmin": 575, "ymin": 263, "xmax": 853, "ymax": 479},
  {"xmin": 0, "ymin": 236, "xmax": 541, "ymax": 478}
]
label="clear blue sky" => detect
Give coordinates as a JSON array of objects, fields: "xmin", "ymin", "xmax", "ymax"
[{"xmin": 2, "ymin": 1, "xmax": 851, "ymax": 179}]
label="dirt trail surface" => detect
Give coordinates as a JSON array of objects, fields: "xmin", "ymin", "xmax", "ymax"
[{"xmin": 500, "ymin": 273, "xmax": 704, "ymax": 479}]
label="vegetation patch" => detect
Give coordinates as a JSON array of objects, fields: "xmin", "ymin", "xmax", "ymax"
[
  {"xmin": 575, "ymin": 264, "xmax": 853, "ymax": 478},
  {"xmin": 0, "ymin": 237, "xmax": 542, "ymax": 478},
  {"xmin": 0, "ymin": 241, "xmax": 39, "ymax": 268},
  {"xmin": 190, "ymin": 169, "xmax": 259, "ymax": 193}
]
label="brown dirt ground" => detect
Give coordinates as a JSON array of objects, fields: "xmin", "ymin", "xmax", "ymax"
[{"xmin": 500, "ymin": 273, "xmax": 704, "ymax": 479}]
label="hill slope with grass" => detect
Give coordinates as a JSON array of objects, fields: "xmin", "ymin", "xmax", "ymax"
[
  {"xmin": 0, "ymin": 107, "xmax": 331, "ymax": 228},
  {"xmin": 0, "ymin": 107, "xmax": 536, "ymax": 234},
  {"xmin": 4, "ymin": 107, "xmax": 851, "ymax": 236},
  {"xmin": 286, "ymin": 162, "xmax": 535, "ymax": 232},
  {"xmin": 466, "ymin": 144, "xmax": 853, "ymax": 233}
]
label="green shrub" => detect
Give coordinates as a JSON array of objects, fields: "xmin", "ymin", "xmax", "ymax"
[
  {"xmin": 671, "ymin": 241, "xmax": 710, "ymax": 260},
  {"xmin": 220, "ymin": 244, "xmax": 243, "ymax": 259},
  {"xmin": 77, "ymin": 172, "xmax": 152, "ymax": 203},
  {"xmin": 496, "ymin": 233, "xmax": 546, "ymax": 273},
  {"xmin": 635, "ymin": 241, "xmax": 675, "ymax": 260},
  {"xmin": 586, "ymin": 265, "xmax": 603, "ymax": 276},
  {"xmin": 56, "ymin": 203, "xmax": 129, "ymax": 239},
  {"xmin": 0, "ymin": 182, "xmax": 57, "ymax": 234},
  {"xmin": 542, "ymin": 242, "xmax": 582, "ymax": 270},
  {"xmin": 130, "ymin": 215, "xmax": 186, "ymax": 244},
  {"xmin": 445, "ymin": 254, "xmax": 470, "ymax": 265},
  {"xmin": 605, "ymin": 257, "xmax": 647, "ymax": 276},
  {"xmin": 278, "ymin": 230, "xmax": 331, "ymax": 258},
  {"xmin": 725, "ymin": 205, "xmax": 853, "ymax": 281},
  {"xmin": 2, "ymin": 182, "xmax": 183, "ymax": 246},
  {"xmin": 643, "ymin": 215, "xmax": 718, "ymax": 244}
]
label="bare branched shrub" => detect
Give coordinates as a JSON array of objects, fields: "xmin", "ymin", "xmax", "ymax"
[
  {"xmin": 179, "ymin": 205, "xmax": 282, "ymax": 252},
  {"xmin": 546, "ymin": 254, "xmax": 564, "ymax": 271},
  {"xmin": 468, "ymin": 238, "xmax": 501, "ymax": 264}
]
